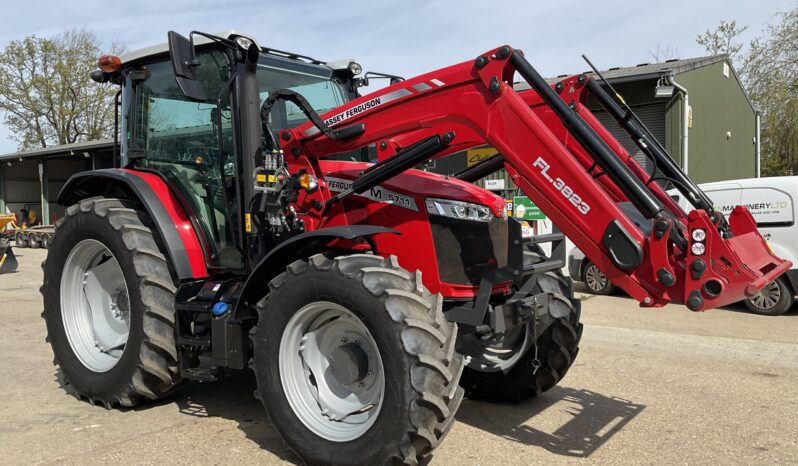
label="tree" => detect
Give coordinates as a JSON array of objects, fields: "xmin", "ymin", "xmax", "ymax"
[
  {"xmin": 0, "ymin": 28, "xmax": 121, "ymax": 150},
  {"xmin": 696, "ymin": 20, "xmax": 748, "ymax": 77},
  {"xmin": 746, "ymin": 10, "xmax": 798, "ymax": 175},
  {"xmin": 697, "ymin": 11, "xmax": 798, "ymax": 176},
  {"xmin": 648, "ymin": 43, "xmax": 680, "ymax": 63}
]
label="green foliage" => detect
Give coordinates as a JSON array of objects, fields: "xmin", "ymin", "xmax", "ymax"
[
  {"xmin": 0, "ymin": 28, "xmax": 121, "ymax": 150},
  {"xmin": 697, "ymin": 11, "xmax": 798, "ymax": 176},
  {"xmin": 696, "ymin": 20, "xmax": 748, "ymax": 73},
  {"xmin": 747, "ymin": 10, "xmax": 798, "ymax": 176}
]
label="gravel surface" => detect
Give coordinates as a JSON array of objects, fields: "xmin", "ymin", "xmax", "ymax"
[{"xmin": 2, "ymin": 248, "xmax": 796, "ymax": 465}]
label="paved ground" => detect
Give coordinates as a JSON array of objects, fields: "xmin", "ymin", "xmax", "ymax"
[{"xmin": 1, "ymin": 248, "xmax": 797, "ymax": 465}]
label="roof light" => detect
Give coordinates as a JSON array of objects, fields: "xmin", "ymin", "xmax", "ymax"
[
  {"xmin": 235, "ymin": 36, "xmax": 258, "ymax": 51},
  {"xmin": 98, "ymin": 55, "xmax": 122, "ymax": 73},
  {"xmin": 328, "ymin": 59, "xmax": 362, "ymax": 76},
  {"xmin": 348, "ymin": 62, "xmax": 362, "ymax": 76}
]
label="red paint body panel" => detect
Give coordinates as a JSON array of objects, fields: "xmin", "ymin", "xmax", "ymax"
[
  {"xmin": 314, "ymin": 160, "xmax": 510, "ymax": 297},
  {"xmin": 124, "ymin": 170, "xmax": 208, "ymax": 278}
]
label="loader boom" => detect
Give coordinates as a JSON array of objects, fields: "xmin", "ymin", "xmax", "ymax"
[{"xmin": 275, "ymin": 45, "xmax": 789, "ymax": 311}]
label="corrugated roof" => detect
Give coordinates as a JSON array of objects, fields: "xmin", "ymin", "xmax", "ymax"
[
  {"xmin": 516, "ymin": 55, "xmax": 730, "ymax": 90},
  {"xmin": 0, "ymin": 138, "xmax": 114, "ymax": 162}
]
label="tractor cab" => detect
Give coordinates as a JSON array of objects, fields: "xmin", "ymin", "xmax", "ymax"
[{"xmin": 93, "ymin": 32, "xmax": 365, "ymax": 271}]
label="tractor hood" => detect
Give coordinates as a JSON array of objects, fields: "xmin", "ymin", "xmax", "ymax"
[{"xmin": 318, "ymin": 160, "xmax": 507, "ymax": 218}]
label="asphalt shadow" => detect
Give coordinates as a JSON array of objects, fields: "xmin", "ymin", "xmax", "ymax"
[
  {"xmin": 456, "ymin": 386, "xmax": 645, "ymax": 458},
  {"xmin": 168, "ymin": 372, "xmax": 643, "ymax": 461},
  {"xmin": 173, "ymin": 370, "xmax": 302, "ymax": 464}
]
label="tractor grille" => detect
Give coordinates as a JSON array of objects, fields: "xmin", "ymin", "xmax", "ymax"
[{"xmin": 430, "ymin": 215, "xmax": 509, "ymax": 285}]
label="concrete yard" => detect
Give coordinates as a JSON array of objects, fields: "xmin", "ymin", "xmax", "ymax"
[{"xmin": 1, "ymin": 248, "xmax": 797, "ymax": 465}]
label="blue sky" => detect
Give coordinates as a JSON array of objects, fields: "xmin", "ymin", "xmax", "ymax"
[{"xmin": 0, "ymin": 0, "xmax": 793, "ymax": 154}]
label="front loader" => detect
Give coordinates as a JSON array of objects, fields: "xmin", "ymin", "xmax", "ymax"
[
  {"xmin": 0, "ymin": 214, "xmax": 18, "ymax": 273},
  {"xmin": 41, "ymin": 31, "xmax": 788, "ymax": 465}
]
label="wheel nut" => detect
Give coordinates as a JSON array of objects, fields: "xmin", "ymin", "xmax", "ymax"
[{"xmin": 341, "ymin": 337, "xmax": 348, "ymax": 343}]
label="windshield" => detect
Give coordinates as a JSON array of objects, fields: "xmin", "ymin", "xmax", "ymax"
[{"xmin": 256, "ymin": 57, "xmax": 347, "ymax": 129}]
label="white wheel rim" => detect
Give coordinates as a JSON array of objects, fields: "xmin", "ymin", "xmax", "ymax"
[
  {"xmin": 60, "ymin": 239, "xmax": 130, "ymax": 372},
  {"xmin": 458, "ymin": 324, "xmax": 530, "ymax": 372},
  {"xmin": 585, "ymin": 264, "xmax": 608, "ymax": 292},
  {"xmin": 279, "ymin": 301, "xmax": 385, "ymax": 442}
]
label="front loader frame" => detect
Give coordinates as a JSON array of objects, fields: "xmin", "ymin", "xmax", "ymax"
[{"xmin": 271, "ymin": 45, "xmax": 788, "ymax": 311}]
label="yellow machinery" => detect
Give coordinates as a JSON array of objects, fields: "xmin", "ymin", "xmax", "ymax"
[{"xmin": 0, "ymin": 215, "xmax": 19, "ymax": 274}]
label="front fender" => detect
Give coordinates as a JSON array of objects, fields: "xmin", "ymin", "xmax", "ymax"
[{"xmin": 235, "ymin": 225, "xmax": 399, "ymax": 311}]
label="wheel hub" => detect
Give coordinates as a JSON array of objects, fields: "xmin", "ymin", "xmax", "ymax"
[
  {"xmin": 61, "ymin": 239, "xmax": 130, "ymax": 372},
  {"xmin": 328, "ymin": 342, "xmax": 370, "ymax": 386},
  {"xmin": 280, "ymin": 302, "xmax": 385, "ymax": 441}
]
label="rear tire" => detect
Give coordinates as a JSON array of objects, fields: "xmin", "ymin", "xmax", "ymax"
[
  {"xmin": 251, "ymin": 253, "xmax": 464, "ymax": 466},
  {"xmin": 458, "ymin": 250, "xmax": 583, "ymax": 403},
  {"xmin": 745, "ymin": 276, "xmax": 794, "ymax": 316},
  {"xmin": 41, "ymin": 197, "xmax": 182, "ymax": 408}
]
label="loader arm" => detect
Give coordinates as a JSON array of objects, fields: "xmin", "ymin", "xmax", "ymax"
[{"xmin": 277, "ymin": 45, "xmax": 789, "ymax": 311}]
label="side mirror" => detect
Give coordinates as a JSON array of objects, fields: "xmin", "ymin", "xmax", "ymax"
[{"xmin": 167, "ymin": 31, "xmax": 207, "ymax": 101}]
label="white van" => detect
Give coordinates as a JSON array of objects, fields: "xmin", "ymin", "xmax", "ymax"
[
  {"xmin": 669, "ymin": 176, "xmax": 797, "ymax": 315},
  {"xmin": 568, "ymin": 176, "xmax": 797, "ymax": 315}
]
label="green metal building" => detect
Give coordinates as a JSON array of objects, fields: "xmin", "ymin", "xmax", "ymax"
[
  {"xmin": 0, "ymin": 139, "xmax": 114, "ymax": 225},
  {"xmin": 432, "ymin": 55, "xmax": 758, "ymax": 198}
]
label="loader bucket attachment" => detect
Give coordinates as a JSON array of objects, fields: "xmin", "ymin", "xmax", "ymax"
[
  {"xmin": 506, "ymin": 50, "xmax": 791, "ymax": 311},
  {"xmin": 0, "ymin": 243, "xmax": 18, "ymax": 274}
]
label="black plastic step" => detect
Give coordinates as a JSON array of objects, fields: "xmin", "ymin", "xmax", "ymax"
[
  {"xmin": 177, "ymin": 336, "xmax": 212, "ymax": 347},
  {"xmin": 180, "ymin": 368, "xmax": 217, "ymax": 382},
  {"xmin": 175, "ymin": 301, "xmax": 212, "ymax": 313}
]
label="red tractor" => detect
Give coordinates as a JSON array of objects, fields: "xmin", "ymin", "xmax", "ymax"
[{"xmin": 42, "ymin": 31, "xmax": 788, "ymax": 465}]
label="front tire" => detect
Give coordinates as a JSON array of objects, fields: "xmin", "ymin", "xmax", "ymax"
[
  {"xmin": 251, "ymin": 253, "xmax": 464, "ymax": 466},
  {"xmin": 42, "ymin": 197, "xmax": 182, "ymax": 408},
  {"xmin": 745, "ymin": 276, "xmax": 794, "ymax": 315},
  {"xmin": 458, "ymin": 250, "xmax": 583, "ymax": 403}
]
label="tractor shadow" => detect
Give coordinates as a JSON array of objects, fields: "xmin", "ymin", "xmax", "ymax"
[
  {"xmin": 173, "ymin": 371, "xmax": 302, "ymax": 464},
  {"xmin": 456, "ymin": 386, "xmax": 645, "ymax": 458},
  {"xmin": 169, "ymin": 373, "xmax": 643, "ymax": 461}
]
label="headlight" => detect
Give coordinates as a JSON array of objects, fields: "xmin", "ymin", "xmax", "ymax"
[
  {"xmin": 425, "ymin": 198, "xmax": 494, "ymax": 222},
  {"xmin": 348, "ymin": 61, "xmax": 362, "ymax": 76}
]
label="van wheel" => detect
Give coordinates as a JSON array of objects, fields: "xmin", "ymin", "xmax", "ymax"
[
  {"xmin": 745, "ymin": 276, "xmax": 794, "ymax": 315},
  {"xmin": 582, "ymin": 260, "xmax": 615, "ymax": 295}
]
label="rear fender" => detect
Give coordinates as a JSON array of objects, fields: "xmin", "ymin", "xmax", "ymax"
[
  {"xmin": 58, "ymin": 168, "xmax": 208, "ymax": 280},
  {"xmin": 234, "ymin": 225, "xmax": 399, "ymax": 317}
]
